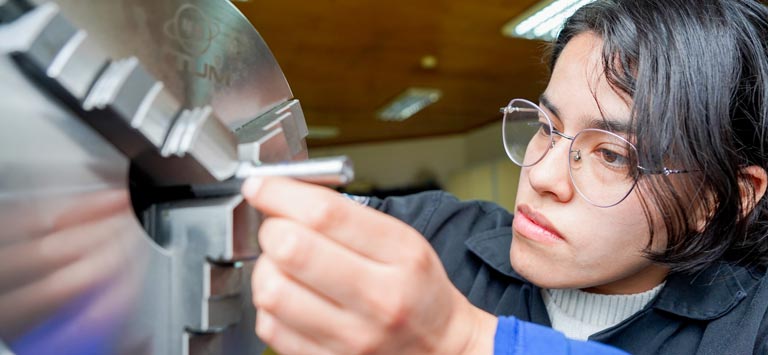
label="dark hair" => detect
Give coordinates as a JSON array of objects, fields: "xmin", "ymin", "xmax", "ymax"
[{"xmin": 551, "ymin": 0, "xmax": 768, "ymax": 273}]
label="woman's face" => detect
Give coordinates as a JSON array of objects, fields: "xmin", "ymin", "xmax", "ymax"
[{"xmin": 511, "ymin": 32, "xmax": 669, "ymax": 294}]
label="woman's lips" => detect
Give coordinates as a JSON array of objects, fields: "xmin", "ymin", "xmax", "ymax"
[{"xmin": 513, "ymin": 206, "xmax": 565, "ymax": 243}]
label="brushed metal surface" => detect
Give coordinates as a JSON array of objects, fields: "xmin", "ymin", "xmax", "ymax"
[
  {"xmin": 0, "ymin": 1, "xmax": 308, "ymax": 353},
  {"xmin": 28, "ymin": 0, "xmax": 295, "ymax": 131}
]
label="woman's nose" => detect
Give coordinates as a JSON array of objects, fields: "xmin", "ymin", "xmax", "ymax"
[{"xmin": 524, "ymin": 139, "xmax": 575, "ymax": 203}]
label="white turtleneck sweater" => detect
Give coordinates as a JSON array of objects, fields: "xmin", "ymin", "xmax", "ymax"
[{"xmin": 541, "ymin": 282, "xmax": 666, "ymax": 340}]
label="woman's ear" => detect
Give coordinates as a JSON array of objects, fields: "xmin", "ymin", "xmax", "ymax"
[{"xmin": 739, "ymin": 165, "xmax": 768, "ymax": 218}]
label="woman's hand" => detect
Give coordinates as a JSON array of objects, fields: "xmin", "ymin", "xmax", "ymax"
[{"xmin": 242, "ymin": 177, "xmax": 496, "ymax": 355}]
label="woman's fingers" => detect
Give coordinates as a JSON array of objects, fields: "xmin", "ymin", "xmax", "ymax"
[
  {"xmin": 255, "ymin": 311, "xmax": 335, "ymax": 355},
  {"xmin": 243, "ymin": 177, "xmax": 485, "ymax": 355},
  {"xmin": 242, "ymin": 177, "xmax": 417, "ymax": 263},
  {"xmin": 257, "ymin": 217, "xmax": 388, "ymax": 314},
  {"xmin": 253, "ymin": 257, "xmax": 380, "ymax": 355}
]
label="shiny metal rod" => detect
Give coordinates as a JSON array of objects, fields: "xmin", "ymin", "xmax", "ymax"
[
  {"xmin": 236, "ymin": 155, "xmax": 353, "ymax": 185},
  {"xmin": 190, "ymin": 155, "xmax": 354, "ymax": 197}
]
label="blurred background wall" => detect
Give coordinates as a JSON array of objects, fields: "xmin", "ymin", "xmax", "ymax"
[
  {"xmin": 311, "ymin": 121, "xmax": 520, "ymax": 211},
  {"xmin": 231, "ymin": 0, "xmax": 587, "ymax": 211}
]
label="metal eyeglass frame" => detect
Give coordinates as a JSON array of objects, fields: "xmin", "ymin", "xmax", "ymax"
[{"xmin": 501, "ymin": 98, "xmax": 692, "ymax": 208}]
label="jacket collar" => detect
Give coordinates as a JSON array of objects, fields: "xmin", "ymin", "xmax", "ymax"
[
  {"xmin": 653, "ymin": 262, "xmax": 756, "ymax": 320},
  {"xmin": 465, "ymin": 227, "xmax": 758, "ymax": 321},
  {"xmin": 464, "ymin": 227, "xmax": 524, "ymax": 280}
]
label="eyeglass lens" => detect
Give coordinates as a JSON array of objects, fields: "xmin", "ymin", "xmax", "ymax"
[{"xmin": 502, "ymin": 99, "xmax": 639, "ymax": 207}]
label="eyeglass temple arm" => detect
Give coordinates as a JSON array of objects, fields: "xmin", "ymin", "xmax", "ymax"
[
  {"xmin": 637, "ymin": 166, "xmax": 693, "ymax": 176},
  {"xmin": 500, "ymin": 107, "xmax": 540, "ymax": 114}
]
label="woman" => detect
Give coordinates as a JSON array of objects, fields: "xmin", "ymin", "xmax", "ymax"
[{"xmin": 243, "ymin": 0, "xmax": 768, "ymax": 354}]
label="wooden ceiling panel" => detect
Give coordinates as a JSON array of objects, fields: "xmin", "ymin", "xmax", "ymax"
[{"xmin": 235, "ymin": 0, "xmax": 551, "ymax": 147}]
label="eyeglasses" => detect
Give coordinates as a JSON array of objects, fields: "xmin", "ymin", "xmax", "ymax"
[{"xmin": 501, "ymin": 98, "xmax": 691, "ymax": 208}]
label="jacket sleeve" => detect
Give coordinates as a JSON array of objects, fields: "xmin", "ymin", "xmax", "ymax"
[
  {"xmin": 364, "ymin": 191, "xmax": 446, "ymax": 236},
  {"xmin": 494, "ymin": 317, "xmax": 630, "ymax": 355},
  {"xmin": 365, "ymin": 191, "xmax": 511, "ymax": 241}
]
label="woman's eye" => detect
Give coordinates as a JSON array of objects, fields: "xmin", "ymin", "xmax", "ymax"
[
  {"xmin": 598, "ymin": 148, "xmax": 628, "ymax": 166},
  {"xmin": 527, "ymin": 121, "xmax": 552, "ymax": 136},
  {"xmin": 539, "ymin": 123, "xmax": 552, "ymax": 136}
]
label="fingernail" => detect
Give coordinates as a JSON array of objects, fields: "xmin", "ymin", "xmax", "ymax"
[{"xmin": 242, "ymin": 177, "xmax": 264, "ymax": 197}]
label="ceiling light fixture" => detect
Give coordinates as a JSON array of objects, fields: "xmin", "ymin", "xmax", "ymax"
[
  {"xmin": 377, "ymin": 88, "xmax": 442, "ymax": 122},
  {"xmin": 306, "ymin": 125, "xmax": 340, "ymax": 139},
  {"xmin": 501, "ymin": 0, "xmax": 594, "ymax": 41}
]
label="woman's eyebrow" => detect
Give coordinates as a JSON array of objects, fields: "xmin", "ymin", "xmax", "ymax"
[
  {"xmin": 539, "ymin": 94, "xmax": 562, "ymax": 120},
  {"xmin": 587, "ymin": 118, "xmax": 631, "ymax": 134},
  {"xmin": 540, "ymin": 93, "xmax": 630, "ymax": 133}
]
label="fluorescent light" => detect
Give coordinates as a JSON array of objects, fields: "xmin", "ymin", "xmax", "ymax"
[
  {"xmin": 307, "ymin": 126, "xmax": 340, "ymax": 139},
  {"xmin": 502, "ymin": 0, "xmax": 594, "ymax": 41},
  {"xmin": 377, "ymin": 88, "xmax": 442, "ymax": 122}
]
